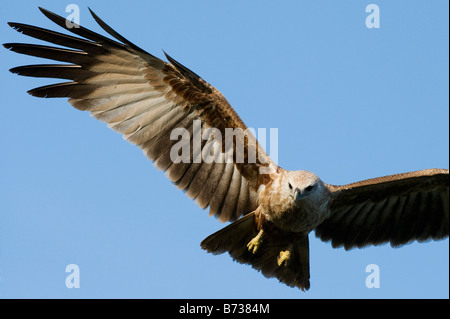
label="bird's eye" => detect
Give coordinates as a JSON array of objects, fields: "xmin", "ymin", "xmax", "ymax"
[
  {"xmin": 288, "ymin": 182, "xmax": 293, "ymax": 190},
  {"xmin": 305, "ymin": 185, "xmax": 315, "ymax": 192}
]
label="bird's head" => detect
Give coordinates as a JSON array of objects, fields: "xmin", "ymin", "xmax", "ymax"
[{"xmin": 286, "ymin": 170, "xmax": 329, "ymax": 206}]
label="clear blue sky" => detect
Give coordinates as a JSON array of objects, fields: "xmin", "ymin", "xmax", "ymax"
[{"xmin": 0, "ymin": 0, "xmax": 448, "ymax": 298}]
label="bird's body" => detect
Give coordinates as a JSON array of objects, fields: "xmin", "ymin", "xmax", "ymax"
[
  {"xmin": 259, "ymin": 169, "xmax": 330, "ymax": 233},
  {"xmin": 4, "ymin": 7, "xmax": 449, "ymax": 291}
]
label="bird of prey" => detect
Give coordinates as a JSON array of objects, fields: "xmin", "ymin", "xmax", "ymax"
[{"xmin": 4, "ymin": 7, "xmax": 449, "ymax": 291}]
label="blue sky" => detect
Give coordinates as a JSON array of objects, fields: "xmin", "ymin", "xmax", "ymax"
[{"xmin": 0, "ymin": 1, "xmax": 448, "ymax": 298}]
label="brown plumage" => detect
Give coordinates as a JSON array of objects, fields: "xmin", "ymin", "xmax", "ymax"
[{"xmin": 4, "ymin": 7, "xmax": 449, "ymax": 291}]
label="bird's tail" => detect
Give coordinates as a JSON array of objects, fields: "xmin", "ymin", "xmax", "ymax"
[{"xmin": 201, "ymin": 212, "xmax": 311, "ymax": 290}]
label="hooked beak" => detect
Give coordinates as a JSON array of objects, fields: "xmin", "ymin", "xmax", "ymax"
[{"xmin": 294, "ymin": 188, "xmax": 303, "ymax": 201}]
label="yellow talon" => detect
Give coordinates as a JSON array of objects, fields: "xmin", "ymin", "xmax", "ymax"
[
  {"xmin": 277, "ymin": 249, "xmax": 291, "ymax": 266},
  {"xmin": 247, "ymin": 229, "xmax": 264, "ymax": 254}
]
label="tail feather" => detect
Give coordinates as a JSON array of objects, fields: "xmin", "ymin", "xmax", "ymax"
[{"xmin": 201, "ymin": 212, "xmax": 311, "ymax": 291}]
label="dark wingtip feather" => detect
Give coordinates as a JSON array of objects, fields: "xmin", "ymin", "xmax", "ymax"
[
  {"xmin": 27, "ymin": 82, "xmax": 81, "ymax": 98},
  {"xmin": 87, "ymin": 6, "xmax": 153, "ymax": 58},
  {"xmin": 9, "ymin": 66, "xmax": 21, "ymax": 74},
  {"xmin": 87, "ymin": 7, "xmax": 130, "ymax": 45},
  {"xmin": 36, "ymin": 6, "xmax": 124, "ymax": 48},
  {"xmin": 37, "ymin": 7, "xmax": 60, "ymax": 24},
  {"xmin": 7, "ymin": 22, "xmax": 27, "ymax": 33},
  {"xmin": 38, "ymin": 7, "xmax": 53, "ymax": 17},
  {"xmin": 163, "ymin": 50, "xmax": 201, "ymax": 82}
]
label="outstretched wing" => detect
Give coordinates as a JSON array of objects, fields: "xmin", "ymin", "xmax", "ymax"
[
  {"xmin": 316, "ymin": 169, "xmax": 449, "ymax": 250},
  {"xmin": 4, "ymin": 7, "xmax": 277, "ymax": 222}
]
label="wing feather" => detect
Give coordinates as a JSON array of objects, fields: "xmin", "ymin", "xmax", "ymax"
[
  {"xmin": 5, "ymin": 7, "xmax": 276, "ymax": 222},
  {"xmin": 317, "ymin": 169, "xmax": 449, "ymax": 249}
]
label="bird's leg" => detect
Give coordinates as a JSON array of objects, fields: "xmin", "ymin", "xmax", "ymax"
[
  {"xmin": 277, "ymin": 244, "xmax": 293, "ymax": 267},
  {"xmin": 247, "ymin": 229, "xmax": 264, "ymax": 254}
]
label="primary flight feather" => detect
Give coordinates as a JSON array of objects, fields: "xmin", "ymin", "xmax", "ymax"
[{"xmin": 4, "ymin": 7, "xmax": 449, "ymax": 291}]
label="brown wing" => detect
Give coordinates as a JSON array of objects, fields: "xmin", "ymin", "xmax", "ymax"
[
  {"xmin": 4, "ymin": 7, "xmax": 276, "ymax": 222},
  {"xmin": 315, "ymin": 169, "xmax": 449, "ymax": 250}
]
